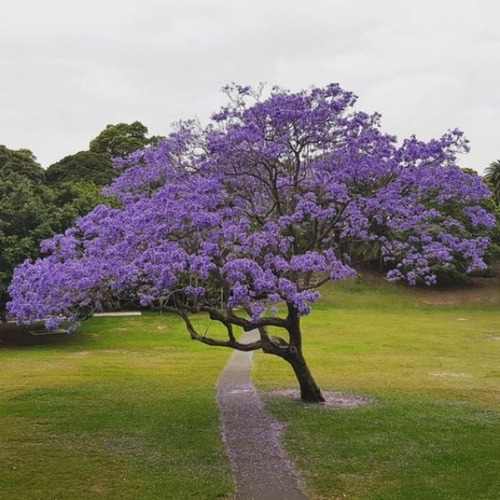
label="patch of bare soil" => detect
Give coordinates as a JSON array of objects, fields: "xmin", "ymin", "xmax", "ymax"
[
  {"xmin": 485, "ymin": 334, "xmax": 500, "ymax": 341},
  {"xmin": 428, "ymin": 371, "xmax": 473, "ymax": 378},
  {"xmin": 265, "ymin": 389, "xmax": 374, "ymax": 408}
]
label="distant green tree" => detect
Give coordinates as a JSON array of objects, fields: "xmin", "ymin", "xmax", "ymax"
[
  {"xmin": 89, "ymin": 121, "xmax": 159, "ymax": 158},
  {"xmin": 46, "ymin": 122, "xmax": 161, "ymax": 189},
  {"xmin": 46, "ymin": 151, "xmax": 115, "ymax": 187},
  {"xmin": 460, "ymin": 167, "xmax": 479, "ymax": 176},
  {"xmin": 485, "ymin": 160, "xmax": 500, "ymax": 205},
  {"xmin": 487, "ymin": 204, "xmax": 500, "ymax": 262},
  {"xmin": 0, "ymin": 145, "xmax": 45, "ymax": 183},
  {"xmin": 51, "ymin": 181, "xmax": 106, "ymax": 230}
]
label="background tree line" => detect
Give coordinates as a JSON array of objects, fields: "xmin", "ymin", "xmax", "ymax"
[{"xmin": 0, "ymin": 122, "xmax": 159, "ymax": 319}]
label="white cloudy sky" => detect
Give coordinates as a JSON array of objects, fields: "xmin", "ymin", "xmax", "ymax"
[{"xmin": 1, "ymin": 0, "xmax": 499, "ymax": 173}]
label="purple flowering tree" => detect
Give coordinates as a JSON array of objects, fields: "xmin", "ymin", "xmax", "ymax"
[{"xmin": 8, "ymin": 84, "xmax": 495, "ymax": 402}]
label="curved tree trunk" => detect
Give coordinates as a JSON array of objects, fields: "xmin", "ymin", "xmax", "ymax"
[
  {"xmin": 285, "ymin": 303, "xmax": 325, "ymax": 403},
  {"xmin": 286, "ymin": 347, "xmax": 325, "ymax": 402}
]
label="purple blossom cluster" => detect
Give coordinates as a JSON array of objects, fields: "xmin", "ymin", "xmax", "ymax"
[{"xmin": 7, "ymin": 83, "xmax": 495, "ymax": 328}]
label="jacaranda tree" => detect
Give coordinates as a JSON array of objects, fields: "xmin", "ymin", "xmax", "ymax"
[{"xmin": 8, "ymin": 84, "xmax": 495, "ymax": 402}]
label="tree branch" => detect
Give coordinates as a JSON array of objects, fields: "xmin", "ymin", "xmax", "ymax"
[
  {"xmin": 164, "ymin": 306, "xmax": 263, "ymax": 351},
  {"xmin": 258, "ymin": 326, "xmax": 288, "ymax": 358}
]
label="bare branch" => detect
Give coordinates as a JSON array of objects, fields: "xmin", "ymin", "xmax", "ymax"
[
  {"xmin": 164, "ymin": 306, "xmax": 263, "ymax": 351},
  {"xmin": 200, "ymin": 305, "xmax": 289, "ymax": 330},
  {"xmin": 297, "ymin": 274, "xmax": 331, "ymax": 292},
  {"xmin": 258, "ymin": 326, "xmax": 288, "ymax": 358}
]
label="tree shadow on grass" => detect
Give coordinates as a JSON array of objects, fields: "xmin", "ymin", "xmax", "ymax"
[{"xmin": 0, "ymin": 322, "xmax": 75, "ymax": 348}]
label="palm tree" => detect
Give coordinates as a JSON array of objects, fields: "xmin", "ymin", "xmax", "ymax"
[{"xmin": 485, "ymin": 160, "xmax": 500, "ymax": 205}]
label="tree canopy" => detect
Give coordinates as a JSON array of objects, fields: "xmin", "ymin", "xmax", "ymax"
[
  {"xmin": 46, "ymin": 121, "xmax": 158, "ymax": 188},
  {"xmin": 8, "ymin": 84, "xmax": 496, "ymax": 401},
  {"xmin": 45, "ymin": 151, "xmax": 115, "ymax": 187},
  {"xmin": 89, "ymin": 121, "xmax": 159, "ymax": 158},
  {"xmin": 0, "ymin": 145, "xmax": 45, "ymax": 183}
]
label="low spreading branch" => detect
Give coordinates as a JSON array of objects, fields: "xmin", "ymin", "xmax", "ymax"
[{"xmin": 163, "ymin": 306, "xmax": 263, "ymax": 351}]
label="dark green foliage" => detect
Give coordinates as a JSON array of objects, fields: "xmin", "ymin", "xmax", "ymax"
[
  {"xmin": 53, "ymin": 181, "xmax": 104, "ymax": 220},
  {"xmin": 0, "ymin": 145, "xmax": 45, "ymax": 183},
  {"xmin": 89, "ymin": 121, "xmax": 159, "ymax": 158},
  {"xmin": 484, "ymin": 202, "xmax": 500, "ymax": 264},
  {"xmin": 460, "ymin": 166, "xmax": 479, "ymax": 176},
  {"xmin": 46, "ymin": 151, "xmax": 115, "ymax": 187},
  {"xmin": 482, "ymin": 162, "xmax": 500, "ymax": 264},
  {"xmin": 485, "ymin": 160, "xmax": 500, "ymax": 205}
]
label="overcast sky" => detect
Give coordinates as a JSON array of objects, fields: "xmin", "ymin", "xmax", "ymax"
[{"xmin": 1, "ymin": 0, "xmax": 499, "ymax": 173}]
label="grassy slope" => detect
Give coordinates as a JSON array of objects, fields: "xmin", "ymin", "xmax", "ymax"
[
  {"xmin": 0, "ymin": 314, "xmax": 233, "ymax": 499},
  {"xmin": 253, "ymin": 278, "xmax": 500, "ymax": 499}
]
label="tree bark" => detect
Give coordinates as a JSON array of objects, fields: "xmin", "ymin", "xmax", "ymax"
[
  {"xmin": 284, "ymin": 303, "xmax": 325, "ymax": 403},
  {"xmin": 286, "ymin": 347, "xmax": 325, "ymax": 402}
]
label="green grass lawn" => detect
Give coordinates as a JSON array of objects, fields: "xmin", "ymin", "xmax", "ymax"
[
  {"xmin": 253, "ymin": 277, "xmax": 500, "ymax": 499},
  {"xmin": 0, "ymin": 314, "xmax": 233, "ymax": 499}
]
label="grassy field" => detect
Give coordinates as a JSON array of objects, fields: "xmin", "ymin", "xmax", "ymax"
[
  {"xmin": 0, "ymin": 314, "xmax": 233, "ymax": 499},
  {"xmin": 253, "ymin": 276, "xmax": 500, "ymax": 499},
  {"xmin": 1, "ymin": 275, "xmax": 499, "ymax": 499}
]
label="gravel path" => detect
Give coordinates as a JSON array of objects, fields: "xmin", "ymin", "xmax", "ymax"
[{"xmin": 216, "ymin": 330, "xmax": 308, "ymax": 500}]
